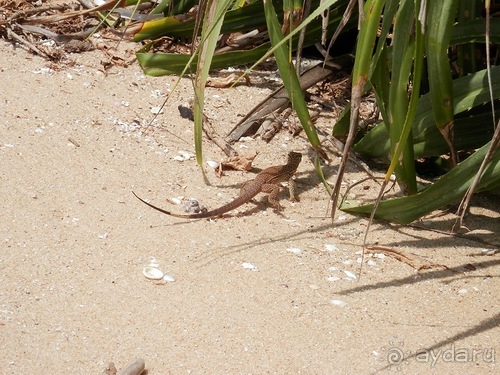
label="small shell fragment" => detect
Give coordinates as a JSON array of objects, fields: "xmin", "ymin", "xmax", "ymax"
[
  {"xmin": 163, "ymin": 274, "xmax": 175, "ymax": 283},
  {"xmin": 481, "ymin": 248, "xmax": 498, "ymax": 255},
  {"xmin": 326, "ymin": 276, "xmax": 341, "ymax": 282},
  {"xmin": 148, "ymin": 257, "xmax": 160, "ymax": 268},
  {"xmin": 116, "ymin": 358, "xmax": 145, "ymax": 375},
  {"xmin": 331, "ymin": 299, "xmax": 348, "ymax": 307},
  {"xmin": 178, "ymin": 150, "xmax": 194, "ymax": 159},
  {"xmin": 143, "ymin": 267, "xmax": 164, "ymax": 280},
  {"xmin": 183, "ymin": 198, "xmax": 205, "ymax": 214},
  {"xmin": 241, "ymin": 262, "xmax": 257, "ymax": 270},
  {"xmin": 324, "ymin": 244, "xmax": 338, "ymax": 252},
  {"xmin": 286, "ymin": 247, "xmax": 302, "ymax": 254},
  {"xmin": 171, "ymin": 197, "xmax": 183, "ymax": 205},
  {"xmin": 343, "ymin": 270, "xmax": 357, "ymax": 280},
  {"xmin": 206, "ymin": 160, "xmax": 219, "ymax": 169},
  {"xmin": 150, "ymin": 106, "xmax": 163, "ymax": 114},
  {"xmin": 173, "ymin": 150, "xmax": 194, "ymax": 162}
]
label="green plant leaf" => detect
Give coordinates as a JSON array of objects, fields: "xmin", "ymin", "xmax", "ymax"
[
  {"xmin": 263, "ymin": 0, "xmax": 322, "ymax": 153},
  {"xmin": 425, "ymin": 0, "xmax": 460, "ymax": 163},
  {"xmin": 343, "ymin": 141, "xmax": 500, "ymax": 224},
  {"xmin": 193, "ymin": 0, "xmax": 233, "ymax": 163},
  {"xmin": 354, "ymin": 66, "xmax": 500, "ymax": 159}
]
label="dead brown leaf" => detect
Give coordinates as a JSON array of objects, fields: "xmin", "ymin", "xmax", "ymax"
[{"xmin": 221, "ymin": 153, "xmax": 258, "ymax": 171}]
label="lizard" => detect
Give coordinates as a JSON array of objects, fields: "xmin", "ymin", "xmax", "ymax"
[{"xmin": 132, "ymin": 151, "xmax": 302, "ymax": 219}]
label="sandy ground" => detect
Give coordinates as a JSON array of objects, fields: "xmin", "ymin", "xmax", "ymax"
[{"xmin": 0, "ymin": 37, "xmax": 499, "ymax": 375}]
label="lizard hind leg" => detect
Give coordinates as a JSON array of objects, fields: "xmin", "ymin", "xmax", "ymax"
[
  {"xmin": 239, "ymin": 178, "xmax": 256, "ymax": 197},
  {"xmin": 261, "ymin": 183, "xmax": 283, "ymax": 210}
]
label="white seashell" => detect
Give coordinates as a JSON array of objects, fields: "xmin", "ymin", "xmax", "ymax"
[
  {"xmin": 206, "ymin": 160, "xmax": 219, "ymax": 169},
  {"xmin": 326, "ymin": 276, "xmax": 341, "ymax": 282},
  {"xmin": 42, "ymin": 40, "xmax": 55, "ymax": 47},
  {"xmin": 367, "ymin": 260, "xmax": 377, "ymax": 267},
  {"xmin": 163, "ymin": 274, "xmax": 175, "ymax": 283},
  {"xmin": 286, "ymin": 247, "xmax": 302, "ymax": 254},
  {"xmin": 343, "ymin": 270, "xmax": 357, "ymax": 280},
  {"xmin": 183, "ymin": 199, "xmax": 204, "ymax": 214},
  {"xmin": 178, "ymin": 150, "xmax": 194, "ymax": 159},
  {"xmin": 481, "ymin": 248, "xmax": 497, "ymax": 255},
  {"xmin": 324, "ymin": 244, "xmax": 338, "ymax": 252},
  {"xmin": 171, "ymin": 197, "xmax": 182, "ymax": 205},
  {"xmin": 241, "ymin": 262, "xmax": 257, "ymax": 270},
  {"xmin": 150, "ymin": 106, "xmax": 163, "ymax": 114},
  {"xmin": 148, "ymin": 257, "xmax": 160, "ymax": 268},
  {"xmin": 143, "ymin": 267, "xmax": 164, "ymax": 280},
  {"xmin": 331, "ymin": 299, "xmax": 348, "ymax": 307},
  {"xmin": 373, "ymin": 253, "xmax": 386, "ymax": 259},
  {"xmin": 150, "ymin": 89, "xmax": 163, "ymax": 98},
  {"xmin": 32, "ymin": 67, "xmax": 54, "ymax": 75}
]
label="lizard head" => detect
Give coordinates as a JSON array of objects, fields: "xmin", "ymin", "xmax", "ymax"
[{"xmin": 288, "ymin": 151, "xmax": 302, "ymax": 164}]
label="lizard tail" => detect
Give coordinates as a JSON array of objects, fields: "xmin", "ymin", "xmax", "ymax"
[
  {"xmin": 132, "ymin": 191, "xmax": 177, "ymax": 216},
  {"xmin": 132, "ymin": 188, "xmax": 261, "ymax": 219}
]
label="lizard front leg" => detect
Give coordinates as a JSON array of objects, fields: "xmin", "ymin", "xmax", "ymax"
[{"xmin": 287, "ymin": 178, "xmax": 299, "ymax": 202}]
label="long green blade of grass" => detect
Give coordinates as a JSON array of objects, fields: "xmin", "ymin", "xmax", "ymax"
[
  {"xmin": 193, "ymin": 0, "xmax": 232, "ymax": 163},
  {"xmin": 263, "ymin": 0, "xmax": 323, "ymax": 154},
  {"xmin": 330, "ymin": 0, "xmax": 386, "ymax": 219},
  {"xmin": 343, "ymin": 141, "xmax": 500, "ymax": 224},
  {"xmin": 384, "ymin": 0, "xmax": 418, "ymax": 194},
  {"xmin": 355, "ymin": 66, "xmax": 500, "ymax": 158},
  {"xmin": 425, "ymin": 0, "xmax": 460, "ymax": 164}
]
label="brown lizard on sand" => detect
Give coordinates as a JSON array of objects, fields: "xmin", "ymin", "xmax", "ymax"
[{"xmin": 132, "ymin": 151, "xmax": 302, "ymax": 219}]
